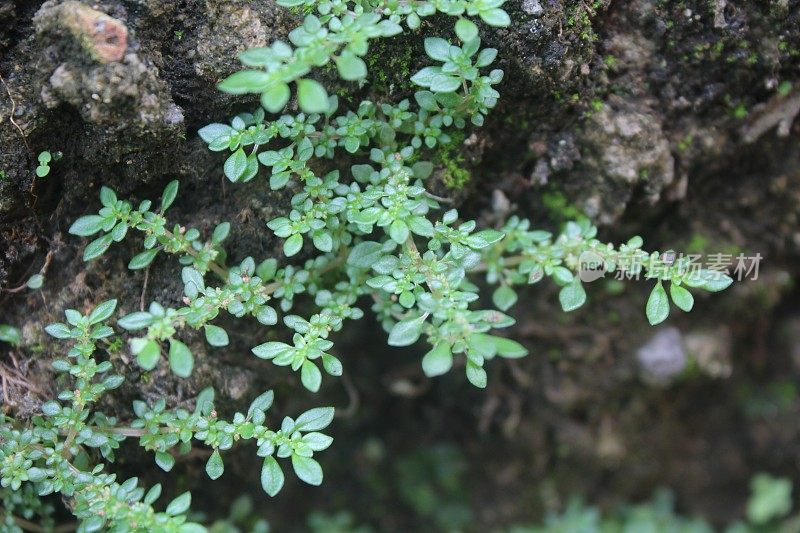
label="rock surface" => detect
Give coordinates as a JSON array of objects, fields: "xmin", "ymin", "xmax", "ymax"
[{"xmin": 0, "ymin": 0, "xmax": 799, "ymax": 528}]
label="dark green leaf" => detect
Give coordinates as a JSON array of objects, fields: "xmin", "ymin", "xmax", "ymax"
[
  {"xmin": 128, "ymin": 249, "xmax": 159, "ymax": 270},
  {"xmin": 88, "ymin": 299, "xmax": 117, "ymax": 325},
  {"xmin": 83, "ymin": 234, "xmax": 113, "ymax": 261},
  {"xmin": 161, "ymin": 180, "xmax": 179, "ymax": 211},
  {"xmin": 69, "ymin": 215, "xmax": 106, "ymax": 236}
]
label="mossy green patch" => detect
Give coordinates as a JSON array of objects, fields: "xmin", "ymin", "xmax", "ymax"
[
  {"xmin": 365, "ymin": 39, "xmax": 415, "ymax": 95},
  {"xmin": 432, "ymin": 131, "xmax": 471, "ymax": 189},
  {"xmin": 541, "ymin": 190, "xmax": 583, "ymax": 222}
]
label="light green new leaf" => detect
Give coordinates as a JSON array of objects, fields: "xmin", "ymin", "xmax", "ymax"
[
  {"xmin": 494, "ymin": 337, "xmax": 528, "ymax": 358},
  {"xmin": 261, "ymin": 82, "xmax": 291, "ymax": 113},
  {"xmin": 492, "ymin": 284, "xmax": 518, "ymax": 311},
  {"xmin": 479, "ymin": 8, "xmax": 511, "ymax": 27},
  {"xmin": 422, "ymin": 343, "xmax": 453, "ymax": 377},
  {"xmin": 335, "ymin": 53, "xmax": 367, "ymax": 81},
  {"xmin": 26, "ymin": 274, "xmax": 43, "ymax": 289},
  {"xmin": 669, "ymin": 283, "xmax": 694, "ymax": 312},
  {"xmin": 455, "ymin": 18, "xmax": 479, "ymax": 42},
  {"xmin": 166, "ymin": 492, "xmax": 191, "ymax": 516},
  {"xmin": 466, "ymin": 361, "xmax": 487, "ymax": 388},
  {"xmin": 297, "ymin": 79, "xmax": 329, "ymax": 113},
  {"xmin": 135, "ymin": 339, "xmax": 161, "ymax": 371},
  {"xmin": 292, "ymin": 455, "xmax": 323, "ymax": 486},
  {"xmin": 424, "ymin": 37, "xmax": 450, "ymax": 61},
  {"xmin": 218, "ymin": 70, "xmax": 271, "ymax": 94},
  {"xmin": 169, "ymin": 339, "xmax": 194, "ymax": 377},
  {"xmin": 388, "ymin": 315, "xmax": 426, "ymax": 347},
  {"xmin": 284, "ymin": 234, "xmax": 304, "ymax": 257}
]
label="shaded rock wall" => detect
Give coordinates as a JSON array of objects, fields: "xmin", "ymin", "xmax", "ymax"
[{"xmin": 0, "ymin": 0, "xmax": 799, "ymax": 529}]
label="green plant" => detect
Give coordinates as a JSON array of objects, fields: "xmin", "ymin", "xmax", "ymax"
[
  {"xmin": 0, "ymin": 324, "xmax": 21, "ymax": 347},
  {"xmin": 4, "ymin": 0, "xmax": 735, "ymax": 527},
  {"xmin": 25, "ymin": 274, "xmax": 43, "ymax": 290},
  {"xmin": 747, "ymin": 473, "xmax": 793, "ymax": 525},
  {"xmin": 34, "ymin": 151, "xmax": 60, "ymax": 178},
  {"xmin": 0, "ymin": 301, "xmax": 334, "ymax": 530},
  {"xmin": 505, "ymin": 475, "xmax": 798, "ymax": 533},
  {"xmin": 207, "ymin": 495, "xmax": 271, "ymax": 533},
  {"xmin": 215, "ymin": 0, "xmax": 509, "ymax": 114}
]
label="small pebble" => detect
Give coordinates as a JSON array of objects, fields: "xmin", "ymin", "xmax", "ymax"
[{"xmin": 522, "ymin": 0, "xmax": 544, "ymax": 16}]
